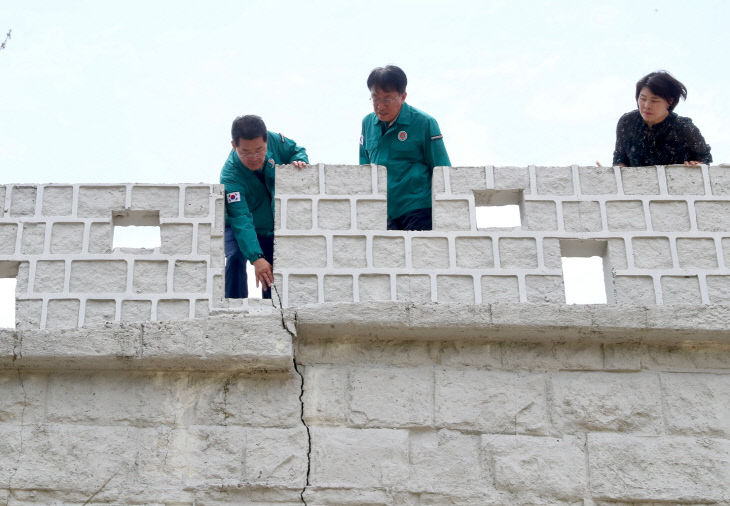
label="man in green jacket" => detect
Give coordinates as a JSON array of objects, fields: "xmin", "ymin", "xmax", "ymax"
[
  {"xmin": 220, "ymin": 115, "xmax": 308, "ymax": 299},
  {"xmin": 359, "ymin": 65, "xmax": 451, "ymax": 230}
]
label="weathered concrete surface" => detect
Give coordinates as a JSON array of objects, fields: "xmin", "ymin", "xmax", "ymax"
[
  {"xmin": 588, "ymin": 434, "xmax": 730, "ymax": 502},
  {"xmin": 1, "ymin": 306, "xmax": 729, "ymax": 503},
  {"xmin": 291, "ymin": 302, "xmax": 730, "ymax": 344},
  {"xmin": 0, "ymin": 314, "xmax": 292, "ymax": 371},
  {"xmin": 295, "ymin": 330, "xmax": 730, "ymax": 503}
]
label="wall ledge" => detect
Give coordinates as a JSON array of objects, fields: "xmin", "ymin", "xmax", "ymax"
[
  {"xmin": 0, "ymin": 313, "xmax": 292, "ymax": 371},
  {"xmin": 3, "ymin": 302, "xmax": 728, "ymax": 371},
  {"xmin": 290, "ymin": 302, "xmax": 730, "ymax": 345}
]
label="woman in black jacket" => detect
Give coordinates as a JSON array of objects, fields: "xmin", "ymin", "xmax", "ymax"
[{"xmin": 613, "ymin": 71, "xmax": 712, "ymax": 167}]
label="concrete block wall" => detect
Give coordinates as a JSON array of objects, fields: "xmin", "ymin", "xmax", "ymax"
[
  {"xmin": 274, "ymin": 164, "xmax": 730, "ymax": 307},
  {"xmin": 1, "ymin": 169, "xmax": 729, "ymax": 504},
  {"xmin": 2, "ymin": 305, "xmax": 729, "ymax": 504},
  {"xmin": 0, "ymin": 315, "xmax": 308, "ymax": 504},
  {"xmin": 295, "ymin": 320, "xmax": 730, "ymax": 504},
  {"xmin": 0, "ymin": 184, "xmax": 226, "ymax": 329}
]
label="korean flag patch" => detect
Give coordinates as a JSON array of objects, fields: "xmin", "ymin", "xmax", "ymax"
[{"xmin": 226, "ymin": 192, "xmax": 241, "ymax": 204}]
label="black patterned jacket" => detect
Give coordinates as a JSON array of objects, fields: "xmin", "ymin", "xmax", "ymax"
[{"xmin": 613, "ymin": 110, "xmax": 712, "ymax": 166}]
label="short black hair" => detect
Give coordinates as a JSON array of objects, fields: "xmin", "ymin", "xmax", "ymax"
[
  {"xmin": 367, "ymin": 65, "xmax": 408, "ymax": 94},
  {"xmin": 231, "ymin": 115, "xmax": 268, "ymax": 145},
  {"xmin": 635, "ymin": 71, "xmax": 687, "ymax": 111}
]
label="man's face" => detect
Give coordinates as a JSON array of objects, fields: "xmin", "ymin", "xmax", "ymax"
[
  {"xmin": 370, "ymin": 87, "xmax": 406, "ymax": 123},
  {"xmin": 232, "ymin": 137, "xmax": 267, "ymax": 170}
]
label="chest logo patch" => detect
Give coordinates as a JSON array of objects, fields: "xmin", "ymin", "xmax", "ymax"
[
  {"xmin": 268, "ymin": 158, "xmax": 275, "ymax": 168},
  {"xmin": 398, "ymin": 130, "xmax": 408, "ymax": 142},
  {"xmin": 226, "ymin": 192, "xmax": 241, "ymax": 204}
]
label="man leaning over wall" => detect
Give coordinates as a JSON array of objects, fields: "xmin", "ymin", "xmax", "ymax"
[{"xmin": 220, "ymin": 114, "xmax": 308, "ymax": 299}]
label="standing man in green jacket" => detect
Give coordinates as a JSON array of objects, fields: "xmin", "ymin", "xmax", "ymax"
[
  {"xmin": 359, "ymin": 65, "xmax": 451, "ymax": 230},
  {"xmin": 220, "ymin": 115, "xmax": 308, "ymax": 299}
]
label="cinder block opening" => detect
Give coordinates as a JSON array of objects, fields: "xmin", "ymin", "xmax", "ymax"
[
  {"xmin": 0, "ymin": 261, "xmax": 19, "ymax": 329},
  {"xmin": 112, "ymin": 210, "xmax": 161, "ymax": 250},
  {"xmin": 246, "ymin": 262, "xmax": 262, "ymax": 299},
  {"xmin": 221, "ymin": 258, "xmax": 262, "ymax": 299},
  {"xmin": 560, "ymin": 239, "xmax": 610, "ymax": 304},
  {"xmin": 474, "ymin": 190, "xmax": 522, "ymax": 228}
]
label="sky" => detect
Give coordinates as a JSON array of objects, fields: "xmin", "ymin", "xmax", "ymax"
[
  {"xmin": 1, "ymin": 0, "xmax": 729, "ymax": 323},
  {"xmin": 2, "ymin": 0, "xmax": 729, "ymax": 185}
]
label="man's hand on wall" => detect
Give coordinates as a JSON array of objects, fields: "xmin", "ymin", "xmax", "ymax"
[
  {"xmin": 291, "ymin": 161, "xmax": 306, "ymax": 169},
  {"xmin": 253, "ymin": 258, "xmax": 274, "ymax": 289}
]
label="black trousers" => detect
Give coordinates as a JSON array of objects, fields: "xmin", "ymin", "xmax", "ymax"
[{"xmin": 224, "ymin": 225, "xmax": 274, "ymax": 299}]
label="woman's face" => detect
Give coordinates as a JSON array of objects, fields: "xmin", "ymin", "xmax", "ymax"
[{"xmin": 637, "ymin": 86, "xmax": 671, "ymax": 126}]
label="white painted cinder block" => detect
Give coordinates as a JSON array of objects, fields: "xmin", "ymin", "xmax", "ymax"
[
  {"xmin": 274, "ymin": 164, "xmax": 730, "ymax": 307},
  {"xmin": 3, "ymin": 164, "xmax": 730, "ymax": 327},
  {"xmin": 0, "ymin": 183, "xmax": 224, "ymax": 329}
]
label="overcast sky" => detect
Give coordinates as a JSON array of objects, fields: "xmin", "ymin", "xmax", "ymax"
[
  {"xmin": 1, "ymin": 1, "xmax": 729, "ymax": 322},
  {"xmin": 2, "ymin": 0, "xmax": 729, "ymax": 186}
]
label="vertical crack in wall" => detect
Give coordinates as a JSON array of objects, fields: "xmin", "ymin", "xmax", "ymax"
[
  {"xmin": 221, "ymin": 376, "xmax": 234, "ymax": 425},
  {"xmin": 11, "ymin": 331, "xmax": 21, "ymax": 362},
  {"xmin": 5, "ymin": 369, "xmax": 27, "ymax": 506},
  {"xmin": 272, "ymin": 285, "xmax": 311, "ymax": 505}
]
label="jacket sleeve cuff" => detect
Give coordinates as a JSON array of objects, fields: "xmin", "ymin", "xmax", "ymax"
[{"xmin": 246, "ymin": 250, "xmax": 265, "ymax": 264}]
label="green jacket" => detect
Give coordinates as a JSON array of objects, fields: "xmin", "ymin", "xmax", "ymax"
[
  {"xmin": 220, "ymin": 131, "xmax": 308, "ymax": 263},
  {"xmin": 359, "ymin": 102, "xmax": 451, "ymax": 220}
]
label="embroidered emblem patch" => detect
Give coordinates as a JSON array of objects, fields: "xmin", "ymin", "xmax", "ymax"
[
  {"xmin": 398, "ymin": 130, "xmax": 408, "ymax": 141},
  {"xmin": 268, "ymin": 158, "xmax": 275, "ymax": 168},
  {"xmin": 226, "ymin": 192, "xmax": 241, "ymax": 203}
]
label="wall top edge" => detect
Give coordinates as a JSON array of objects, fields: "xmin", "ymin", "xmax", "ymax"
[
  {"xmin": 3, "ymin": 303, "xmax": 730, "ymax": 360},
  {"xmin": 0, "ymin": 183, "xmax": 225, "ymax": 186},
  {"xmin": 0, "ymin": 313, "xmax": 292, "ymax": 372},
  {"xmin": 289, "ymin": 302, "xmax": 730, "ymax": 345},
  {"xmin": 1, "ymin": 161, "xmax": 730, "ymax": 188}
]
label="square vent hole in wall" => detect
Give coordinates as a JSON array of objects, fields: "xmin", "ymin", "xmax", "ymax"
[
  {"xmin": 112, "ymin": 210, "xmax": 161, "ymax": 252},
  {"xmin": 0, "ymin": 261, "xmax": 20, "ymax": 329},
  {"xmin": 474, "ymin": 189, "xmax": 522, "ymax": 228},
  {"xmin": 560, "ymin": 239, "xmax": 611, "ymax": 304}
]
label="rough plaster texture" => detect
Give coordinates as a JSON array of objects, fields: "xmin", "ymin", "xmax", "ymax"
[{"xmin": 1, "ymin": 306, "xmax": 729, "ymax": 504}]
